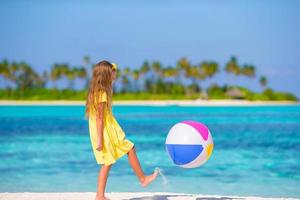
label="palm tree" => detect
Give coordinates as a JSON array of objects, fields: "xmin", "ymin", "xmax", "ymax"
[
  {"xmin": 42, "ymin": 71, "xmax": 48, "ymax": 88},
  {"xmin": 140, "ymin": 61, "xmax": 150, "ymax": 75},
  {"xmin": 7, "ymin": 62, "xmax": 44, "ymax": 97},
  {"xmin": 115, "ymin": 68, "xmax": 121, "ymax": 79},
  {"xmin": 132, "ymin": 69, "xmax": 140, "ymax": 80},
  {"xmin": 176, "ymin": 59, "xmax": 201, "ymax": 95},
  {"xmin": 0, "ymin": 59, "xmax": 10, "ymax": 87},
  {"xmin": 120, "ymin": 75, "xmax": 130, "ymax": 93},
  {"xmin": 83, "ymin": 55, "xmax": 91, "ymax": 88},
  {"xmin": 225, "ymin": 56, "xmax": 240, "ymax": 75},
  {"xmin": 83, "ymin": 56, "xmax": 90, "ymax": 68},
  {"xmin": 241, "ymin": 64, "xmax": 255, "ymax": 78},
  {"xmin": 50, "ymin": 63, "xmax": 69, "ymax": 89},
  {"xmin": 73, "ymin": 67, "xmax": 87, "ymax": 89},
  {"xmin": 139, "ymin": 61, "xmax": 151, "ymax": 91},
  {"xmin": 120, "ymin": 66, "xmax": 131, "ymax": 92},
  {"xmin": 123, "ymin": 66, "xmax": 131, "ymax": 75},
  {"xmin": 66, "ymin": 66, "xmax": 84, "ymax": 90},
  {"xmin": 186, "ymin": 65, "xmax": 201, "ymax": 84},
  {"xmin": 200, "ymin": 61, "xmax": 219, "ymax": 78},
  {"xmin": 131, "ymin": 69, "xmax": 140, "ymax": 92},
  {"xmin": 184, "ymin": 65, "xmax": 202, "ymax": 95},
  {"xmin": 176, "ymin": 57, "xmax": 190, "ymax": 71},
  {"xmin": 192, "ymin": 61, "xmax": 219, "ymax": 95},
  {"xmin": 175, "ymin": 57, "xmax": 192, "ymax": 87},
  {"xmin": 76, "ymin": 67, "xmax": 87, "ymax": 80},
  {"xmin": 259, "ymin": 76, "xmax": 267, "ymax": 88},
  {"xmin": 151, "ymin": 61, "xmax": 163, "ymax": 79},
  {"xmin": 9, "ymin": 61, "xmax": 19, "ymax": 84},
  {"xmin": 150, "ymin": 61, "xmax": 164, "ymax": 94},
  {"xmin": 50, "ymin": 64, "xmax": 60, "ymax": 88},
  {"xmin": 162, "ymin": 66, "xmax": 178, "ymax": 79}
]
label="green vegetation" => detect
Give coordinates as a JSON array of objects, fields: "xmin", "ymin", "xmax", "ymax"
[{"xmin": 0, "ymin": 56, "xmax": 297, "ymax": 101}]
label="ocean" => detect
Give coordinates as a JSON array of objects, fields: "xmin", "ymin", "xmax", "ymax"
[{"xmin": 0, "ymin": 105, "xmax": 299, "ymax": 198}]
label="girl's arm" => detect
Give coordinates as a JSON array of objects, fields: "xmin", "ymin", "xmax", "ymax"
[{"xmin": 96, "ymin": 102, "xmax": 105, "ymax": 151}]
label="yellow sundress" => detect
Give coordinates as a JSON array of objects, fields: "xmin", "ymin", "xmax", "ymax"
[{"xmin": 88, "ymin": 90, "xmax": 134, "ymax": 166}]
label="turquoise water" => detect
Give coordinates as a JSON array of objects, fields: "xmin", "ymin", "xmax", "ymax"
[{"xmin": 0, "ymin": 105, "xmax": 300, "ymax": 198}]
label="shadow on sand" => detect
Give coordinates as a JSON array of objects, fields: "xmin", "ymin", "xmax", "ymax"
[{"xmin": 123, "ymin": 194, "xmax": 245, "ymax": 200}]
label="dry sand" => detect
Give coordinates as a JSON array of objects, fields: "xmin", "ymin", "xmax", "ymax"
[{"xmin": 0, "ymin": 192, "xmax": 298, "ymax": 200}]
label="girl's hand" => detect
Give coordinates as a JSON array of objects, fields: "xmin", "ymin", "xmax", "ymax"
[
  {"xmin": 96, "ymin": 143, "xmax": 103, "ymax": 151},
  {"xmin": 96, "ymin": 138, "xmax": 103, "ymax": 151}
]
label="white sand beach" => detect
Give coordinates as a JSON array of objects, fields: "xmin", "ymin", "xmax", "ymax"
[
  {"xmin": 0, "ymin": 192, "xmax": 298, "ymax": 200},
  {"xmin": 0, "ymin": 99, "xmax": 298, "ymax": 106}
]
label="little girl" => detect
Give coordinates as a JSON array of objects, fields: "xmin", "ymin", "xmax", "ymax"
[{"xmin": 85, "ymin": 60, "xmax": 159, "ymax": 200}]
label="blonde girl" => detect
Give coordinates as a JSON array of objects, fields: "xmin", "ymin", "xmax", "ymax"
[{"xmin": 85, "ymin": 60, "xmax": 158, "ymax": 200}]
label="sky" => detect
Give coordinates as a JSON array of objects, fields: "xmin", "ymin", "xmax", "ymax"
[{"xmin": 0, "ymin": 0, "xmax": 300, "ymax": 96}]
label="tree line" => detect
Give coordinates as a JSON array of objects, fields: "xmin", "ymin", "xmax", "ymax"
[{"xmin": 0, "ymin": 56, "xmax": 296, "ymax": 101}]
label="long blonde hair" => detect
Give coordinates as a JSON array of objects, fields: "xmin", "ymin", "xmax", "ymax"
[{"xmin": 85, "ymin": 60, "xmax": 114, "ymax": 118}]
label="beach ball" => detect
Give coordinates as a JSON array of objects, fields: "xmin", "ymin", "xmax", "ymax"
[{"xmin": 165, "ymin": 120, "xmax": 214, "ymax": 168}]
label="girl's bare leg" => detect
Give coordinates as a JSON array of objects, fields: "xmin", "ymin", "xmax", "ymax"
[
  {"xmin": 95, "ymin": 164, "xmax": 112, "ymax": 200},
  {"xmin": 127, "ymin": 145, "xmax": 158, "ymax": 187}
]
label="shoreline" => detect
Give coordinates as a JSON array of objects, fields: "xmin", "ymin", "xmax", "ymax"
[
  {"xmin": 0, "ymin": 99, "xmax": 299, "ymax": 106},
  {"xmin": 0, "ymin": 192, "xmax": 298, "ymax": 200}
]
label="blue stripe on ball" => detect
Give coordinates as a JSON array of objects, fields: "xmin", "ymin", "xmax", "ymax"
[{"xmin": 166, "ymin": 144, "xmax": 203, "ymax": 165}]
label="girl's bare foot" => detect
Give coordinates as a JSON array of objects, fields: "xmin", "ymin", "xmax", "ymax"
[
  {"xmin": 140, "ymin": 168, "xmax": 159, "ymax": 187},
  {"xmin": 95, "ymin": 194, "xmax": 110, "ymax": 200},
  {"xmin": 96, "ymin": 198, "xmax": 110, "ymax": 200}
]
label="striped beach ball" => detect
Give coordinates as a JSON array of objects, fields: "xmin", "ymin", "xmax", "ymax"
[{"xmin": 165, "ymin": 120, "xmax": 214, "ymax": 168}]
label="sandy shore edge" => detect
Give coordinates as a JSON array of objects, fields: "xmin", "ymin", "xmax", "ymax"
[
  {"xmin": 0, "ymin": 99, "xmax": 299, "ymax": 106},
  {"xmin": 0, "ymin": 192, "xmax": 298, "ymax": 200}
]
